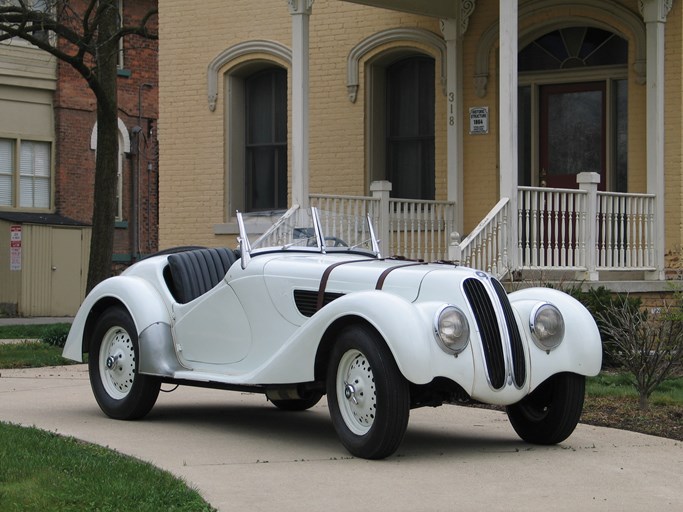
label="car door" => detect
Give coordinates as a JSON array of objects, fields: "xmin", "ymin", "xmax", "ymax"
[{"xmin": 172, "ymin": 281, "xmax": 252, "ymax": 365}]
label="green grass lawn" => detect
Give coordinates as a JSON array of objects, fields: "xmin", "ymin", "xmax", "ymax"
[
  {"xmin": 587, "ymin": 371, "xmax": 683, "ymax": 405},
  {"xmin": 0, "ymin": 323, "xmax": 71, "ymax": 342},
  {"xmin": 0, "ymin": 324, "xmax": 216, "ymax": 511},
  {"xmin": 0, "ymin": 422, "xmax": 216, "ymax": 512},
  {"xmin": 0, "ymin": 341, "xmax": 75, "ymax": 369}
]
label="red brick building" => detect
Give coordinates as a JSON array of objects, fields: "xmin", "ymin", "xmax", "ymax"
[
  {"xmin": 0, "ymin": 0, "xmax": 158, "ymax": 315},
  {"xmin": 54, "ymin": 0, "xmax": 159, "ymax": 268}
]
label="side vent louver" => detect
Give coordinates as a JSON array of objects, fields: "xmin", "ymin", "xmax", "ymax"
[{"xmin": 294, "ymin": 290, "xmax": 344, "ymax": 317}]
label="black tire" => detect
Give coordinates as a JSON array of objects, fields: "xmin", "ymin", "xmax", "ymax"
[
  {"xmin": 506, "ymin": 372, "xmax": 585, "ymax": 445},
  {"xmin": 326, "ymin": 324, "xmax": 410, "ymax": 459},
  {"xmin": 88, "ymin": 306, "xmax": 161, "ymax": 420},
  {"xmin": 270, "ymin": 392, "xmax": 323, "ymax": 411}
]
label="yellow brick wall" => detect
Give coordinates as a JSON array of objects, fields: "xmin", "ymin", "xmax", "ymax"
[
  {"xmin": 159, "ymin": 0, "xmax": 292, "ymax": 248},
  {"xmin": 159, "ymin": 0, "xmax": 445, "ymax": 248},
  {"xmin": 159, "ymin": 0, "xmax": 683, "ymax": 259}
]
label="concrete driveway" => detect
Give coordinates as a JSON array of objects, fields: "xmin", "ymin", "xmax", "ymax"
[{"xmin": 1, "ymin": 364, "xmax": 681, "ymax": 512}]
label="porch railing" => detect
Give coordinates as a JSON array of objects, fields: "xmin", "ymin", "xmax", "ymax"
[
  {"xmin": 449, "ymin": 198, "xmax": 510, "ymax": 276},
  {"xmin": 453, "ymin": 172, "xmax": 656, "ymax": 280},
  {"xmin": 310, "ymin": 174, "xmax": 657, "ymax": 281},
  {"xmin": 310, "ymin": 181, "xmax": 457, "ymax": 262}
]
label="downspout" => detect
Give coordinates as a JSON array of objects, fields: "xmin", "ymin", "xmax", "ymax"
[{"xmin": 132, "ymin": 82, "xmax": 154, "ymax": 262}]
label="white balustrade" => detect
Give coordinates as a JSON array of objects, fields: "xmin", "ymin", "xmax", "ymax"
[{"xmin": 311, "ymin": 178, "xmax": 656, "ymax": 281}]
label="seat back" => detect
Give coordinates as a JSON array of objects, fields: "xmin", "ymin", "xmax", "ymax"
[{"xmin": 167, "ymin": 248, "xmax": 237, "ymax": 304}]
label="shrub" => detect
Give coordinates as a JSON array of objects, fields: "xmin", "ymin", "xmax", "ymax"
[
  {"xmin": 596, "ymin": 295, "xmax": 683, "ymax": 410},
  {"xmin": 566, "ymin": 286, "xmax": 642, "ymax": 368}
]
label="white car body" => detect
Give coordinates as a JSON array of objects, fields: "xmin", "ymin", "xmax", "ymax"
[{"xmin": 63, "ymin": 206, "xmax": 602, "ymax": 459}]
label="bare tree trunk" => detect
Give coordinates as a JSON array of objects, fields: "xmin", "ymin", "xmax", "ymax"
[{"xmin": 86, "ymin": 0, "xmax": 119, "ymax": 293}]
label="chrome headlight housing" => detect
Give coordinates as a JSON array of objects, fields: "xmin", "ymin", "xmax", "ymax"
[
  {"xmin": 434, "ymin": 305, "xmax": 470, "ymax": 355},
  {"xmin": 530, "ymin": 302, "xmax": 565, "ymax": 351}
]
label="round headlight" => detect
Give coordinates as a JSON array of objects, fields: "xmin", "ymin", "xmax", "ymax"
[
  {"xmin": 434, "ymin": 305, "xmax": 470, "ymax": 355},
  {"xmin": 530, "ymin": 303, "xmax": 564, "ymax": 351}
]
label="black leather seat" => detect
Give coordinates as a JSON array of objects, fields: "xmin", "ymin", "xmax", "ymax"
[{"xmin": 167, "ymin": 248, "xmax": 237, "ymax": 304}]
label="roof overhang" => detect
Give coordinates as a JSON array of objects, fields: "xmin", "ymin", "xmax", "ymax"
[{"xmin": 340, "ymin": 0, "xmax": 458, "ymax": 19}]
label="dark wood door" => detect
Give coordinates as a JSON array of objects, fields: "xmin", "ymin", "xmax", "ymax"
[{"xmin": 539, "ymin": 82, "xmax": 606, "ymax": 191}]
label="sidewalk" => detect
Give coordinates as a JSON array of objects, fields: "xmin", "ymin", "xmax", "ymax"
[{"xmin": 0, "ymin": 316, "xmax": 73, "ymax": 326}]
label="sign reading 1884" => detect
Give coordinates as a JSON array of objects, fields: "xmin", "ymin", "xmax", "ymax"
[{"xmin": 469, "ymin": 106, "xmax": 489, "ymax": 135}]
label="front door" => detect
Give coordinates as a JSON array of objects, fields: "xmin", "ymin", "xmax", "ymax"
[{"xmin": 539, "ymin": 82, "xmax": 606, "ymax": 190}]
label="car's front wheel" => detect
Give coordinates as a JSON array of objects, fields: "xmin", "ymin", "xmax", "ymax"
[
  {"xmin": 88, "ymin": 306, "xmax": 160, "ymax": 420},
  {"xmin": 506, "ymin": 372, "xmax": 585, "ymax": 445},
  {"xmin": 326, "ymin": 325, "xmax": 409, "ymax": 459}
]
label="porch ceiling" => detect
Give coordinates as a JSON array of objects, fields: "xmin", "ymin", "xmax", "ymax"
[{"xmin": 340, "ymin": 0, "xmax": 457, "ymax": 19}]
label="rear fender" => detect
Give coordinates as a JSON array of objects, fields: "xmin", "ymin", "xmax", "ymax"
[{"xmin": 62, "ymin": 276, "xmax": 173, "ymax": 370}]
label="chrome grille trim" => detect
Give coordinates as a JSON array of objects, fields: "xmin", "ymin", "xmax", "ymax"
[
  {"xmin": 491, "ymin": 278, "xmax": 526, "ymax": 388},
  {"xmin": 463, "ymin": 278, "xmax": 506, "ymax": 389},
  {"xmin": 462, "ymin": 277, "xmax": 526, "ymax": 390}
]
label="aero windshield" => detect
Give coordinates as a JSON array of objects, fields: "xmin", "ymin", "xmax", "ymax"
[{"xmin": 236, "ymin": 206, "xmax": 380, "ymax": 266}]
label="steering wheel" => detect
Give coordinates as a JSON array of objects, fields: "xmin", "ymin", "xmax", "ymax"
[{"xmin": 324, "ymin": 236, "xmax": 348, "ymax": 247}]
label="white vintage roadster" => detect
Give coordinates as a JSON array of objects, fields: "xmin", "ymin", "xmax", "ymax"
[{"xmin": 63, "ymin": 206, "xmax": 602, "ymax": 459}]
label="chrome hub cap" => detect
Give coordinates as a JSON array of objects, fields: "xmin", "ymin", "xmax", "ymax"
[
  {"xmin": 336, "ymin": 350, "xmax": 376, "ymax": 435},
  {"xmin": 99, "ymin": 326, "xmax": 136, "ymax": 400}
]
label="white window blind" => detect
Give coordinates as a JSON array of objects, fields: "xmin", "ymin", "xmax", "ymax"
[
  {"xmin": 19, "ymin": 141, "xmax": 50, "ymax": 208},
  {"xmin": 0, "ymin": 139, "xmax": 13, "ymax": 206}
]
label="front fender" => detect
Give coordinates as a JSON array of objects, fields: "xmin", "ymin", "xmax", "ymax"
[
  {"xmin": 509, "ymin": 287, "xmax": 602, "ymax": 390},
  {"xmin": 62, "ymin": 275, "xmax": 172, "ymax": 362},
  {"xmin": 246, "ymin": 290, "xmax": 438, "ymax": 385}
]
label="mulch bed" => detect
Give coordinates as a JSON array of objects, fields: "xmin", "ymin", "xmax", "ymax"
[{"xmin": 580, "ymin": 395, "xmax": 683, "ymax": 442}]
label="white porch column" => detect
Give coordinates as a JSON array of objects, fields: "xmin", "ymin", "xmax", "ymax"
[
  {"xmin": 640, "ymin": 0, "xmax": 670, "ymax": 280},
  {"xmin": 440, "ymin": 19, "xmax": 463, "ymax": 234},
  {"xmin": 499, "ymin": 0, "xmax": 518, "ymax": 271},
  {"xmin": 288, "ymin": 0, "xmax": 313, "ymax": 208},
  {"xmin": 440, "ymin": 3, "xmax": 475, "ymax": 236}
]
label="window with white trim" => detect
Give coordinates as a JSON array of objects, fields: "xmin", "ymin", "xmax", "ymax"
[
  {"xmin": 0, "ymin": 138, "xmax": 51, "ymax": 209},
  {"xmin": 367, "ymin": 52, "xmax": 435, "ymax": 200},
  {"xmin": 226, "ymin": 63, "xmax": 288, "ymax": 214}
]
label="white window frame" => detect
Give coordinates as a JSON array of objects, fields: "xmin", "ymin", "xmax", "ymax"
[
  {"xmin": 0, "ymin": 136, "xmax": 52, "ymax": 210},
  {"xmin": 366, "ymin": 48, "xmax": 436, "ymax": 197},
  {"xmin": 90, "ymin": 118, "xmax": 130, "ymax": 221}
]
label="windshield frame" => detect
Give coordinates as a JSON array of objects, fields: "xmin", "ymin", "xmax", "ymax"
[{"xmin": 236, "ymin": 205, "xmax": 381, "ymax": 268}]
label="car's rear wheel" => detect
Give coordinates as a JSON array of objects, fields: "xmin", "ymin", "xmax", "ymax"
[
  {"xmin": 326, "ymin": 324, "xmax": 409, "ymax": 459},
  {"xmin": 506, "ymin": 372, "xmax": 585, "ymax": 445},
  {"xmin": 89, "ymin": 306, "xmax": 160, "ymax": 420}
]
